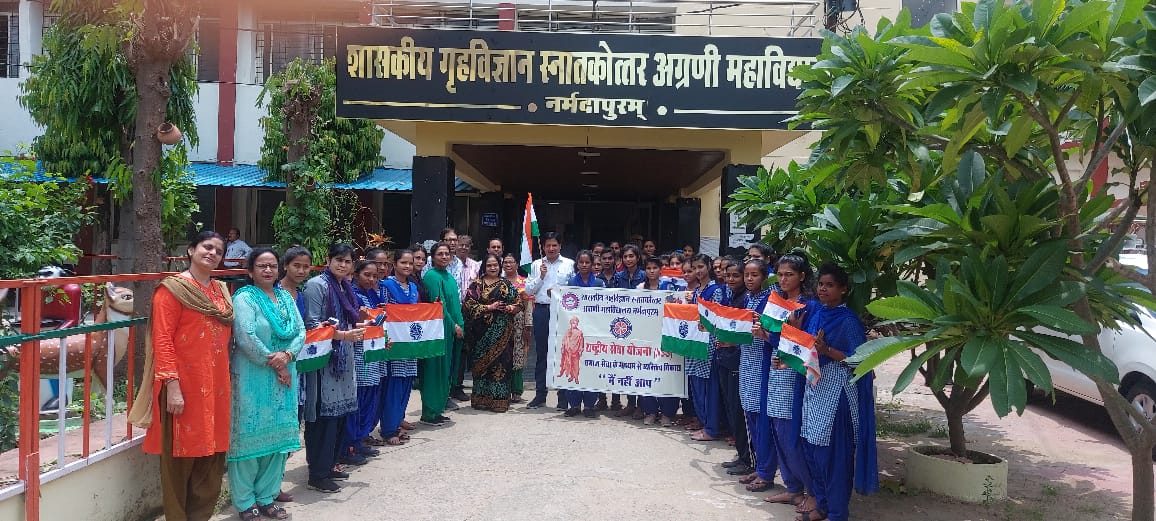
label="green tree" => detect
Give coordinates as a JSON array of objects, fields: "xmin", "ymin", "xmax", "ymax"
[
  {"xmin": 776, "ymin": 1, "xmax": 1156, "ymax": 518},
  {"xmin": 18, "ymin": 0, "xmax": 200, "ymax": 272},
  {"xmin": 259, "ymin": 58, "xmax": 384, "ymax": 258}
]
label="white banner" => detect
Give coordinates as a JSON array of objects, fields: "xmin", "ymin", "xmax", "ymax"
[{"xmin": 547, "ymin": 287, "xmax": 687, "ymax": 398}]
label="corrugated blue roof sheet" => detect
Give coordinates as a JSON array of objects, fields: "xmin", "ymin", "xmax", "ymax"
[{"xmin": 0, "ymin": 161, "xmax": 474, "ymax": 192}]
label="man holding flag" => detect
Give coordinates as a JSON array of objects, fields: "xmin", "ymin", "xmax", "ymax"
[{"xmin": 523, "ymin": 231, "xmax": 574, "ymax": 409}]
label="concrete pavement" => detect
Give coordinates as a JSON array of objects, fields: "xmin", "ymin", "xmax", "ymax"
[{"xmin": 211, "ymin": 391, "xmax": 797, "ymax": 521}]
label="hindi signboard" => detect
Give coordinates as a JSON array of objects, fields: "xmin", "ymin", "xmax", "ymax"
[
  {"xmin": 336, "ymin": 26, "xmax": 821, "ymax": 130},
  {"xmin": 547, "ymin": 287, "xmax": 687, "ymax": 398}
]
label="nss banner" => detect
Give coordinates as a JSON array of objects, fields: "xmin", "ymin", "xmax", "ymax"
[{"xmin": 547, "ymin": 287, "xmax": 687, "ymax": 398}]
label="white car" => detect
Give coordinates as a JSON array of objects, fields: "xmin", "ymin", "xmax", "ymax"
[{"xmin": 1038, "ymin": 308, "xmax": 1156, "ymax": 428}]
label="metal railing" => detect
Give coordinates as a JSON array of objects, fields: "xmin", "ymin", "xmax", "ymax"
[
  {"xmin": 370, "ymin": 0, "xmax": 824, "ymax": 37},
  {"xmin": 0, "ymin": 269, "xmax": 246, "ymax": 521}
]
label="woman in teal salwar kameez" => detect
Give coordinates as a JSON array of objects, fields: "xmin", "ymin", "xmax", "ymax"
[{"xmin": 229, "ymin": 249, "xmax": 305, "ymax": 520}]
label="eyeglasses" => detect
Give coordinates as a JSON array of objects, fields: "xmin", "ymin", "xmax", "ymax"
[{"xmin": 254, "ymin": 264, "xmax": 279, "ymax": 271}]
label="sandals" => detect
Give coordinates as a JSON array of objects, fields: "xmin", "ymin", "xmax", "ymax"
[
  {"xmin": 738, "ymin": 472, "xmax": 760, "ymax": 484},
  {"xmin": 745, "ymin": 478, "xmax": 773, "ymax": 492},
  {"xmin": 795, "ymin": 495, "xmax": 817, "ymax": 514},
  {"xmin": 684, "ymin": 419, "xmax": 704, "ymax": 431},
  {"xmin": 257, "ymin": 503, "xmax": 289, "ymax": 520},
  {"xmin": 795, "ymin": 509, "xmax": 827, "ymax": 521},
  {"xmin": 398, "ymin": 431, "xmax": 411, "ymax": 441},
  {"xmin": 364, "ymin": 436, "xmax": 387, "ymax": 447},
  {"xmin": 765, "ymin": 491, "xmax": 803, "ymax": 504},
  {"xmin": 689, "ymin": 430, "xmax": 716, "ymax": 441},
  {"xmin": 400, "ymin": 421, "xmax": 417, "ymax": 430},
  {"xmin": 240, "ymin": 507, "xmax": 261, "ymax": 521},
  {"xmin": 386, "ymin": 435, "xmax": 405, "ymax": 446}
]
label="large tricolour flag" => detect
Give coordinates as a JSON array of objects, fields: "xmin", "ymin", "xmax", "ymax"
[
  {"xmin": 381, "ymin": 303, "xmax": 446, "ymax": 360},
  {"xmin": 660, "ymin": 267, "xmax": 687, "ymax": 290},
  {"xmin": 519, "ymin": 193, "xmax": 539, "ymax": 272},
  {"xmin": 296, "ymin": 324, "xmax": 336, "ymax": 372},
  {"xmin": 697, "ymin": 299, "xmax": 754, "ymax": 345},
  {"xmin": 661, "ymin": 303, "xmax": 710, "ymax": 360},
  {"xmin": 779, "ymin": 323, "xmax": 821, "ymax": 385},
  {"xmin": 362, "ymin": 308, "xmax": 389, "ymax": 362},
  {"xmin": 760, "ymin": 292, "xmax": 806, "ymax": 332}
]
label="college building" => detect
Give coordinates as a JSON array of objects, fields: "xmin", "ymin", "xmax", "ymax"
[{"xmin": 2, "ymin": 0, "xmax": 968, "ymax": 263}]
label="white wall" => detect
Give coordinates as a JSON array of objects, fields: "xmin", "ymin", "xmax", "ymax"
[
  {"xmin": 188, "ymin": 83, "xmax": 219, "ymax": 163},
  {"xmin": 0, "ymin": 79, "xmax": 41, "ymax": 155}
]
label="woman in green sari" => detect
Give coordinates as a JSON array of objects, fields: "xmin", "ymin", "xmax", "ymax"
[
  {"xmin": 464, "ymin": 254, "xmax": 526, "ymax": 413},
  {"xmin": 229, "ymin": 248, "xmax": 305, "ymax": 520}
]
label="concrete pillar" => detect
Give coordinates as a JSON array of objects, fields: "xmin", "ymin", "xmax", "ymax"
[
  {"xmin": 411, "ymin": 156, "xmax": 456, "ymax": 244},
  {"xmin": 18, "ymin": 0, "xmax": 44, "ymax": 79}
]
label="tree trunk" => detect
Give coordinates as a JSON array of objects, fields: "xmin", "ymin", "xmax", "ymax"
[
  {"xmin": 91, "ymin": 192, "xmax": 112, "ymax": 275},
  {"xmin": 1133, "ymin": 439, "xmax": 1156, "ymax": 521},
  {"xmin": 946, "ymin": 406, "xmax": 967, "ymax": 457},
  {"xmin": 285, "ymin": 112, "xmax": 310, "ymax": 208}
]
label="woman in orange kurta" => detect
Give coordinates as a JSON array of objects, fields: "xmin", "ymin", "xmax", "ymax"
[{"xmin": 140, "ymin": 231, "xmax": 234, "ymax": 521}]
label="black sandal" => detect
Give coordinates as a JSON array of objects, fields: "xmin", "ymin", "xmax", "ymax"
[
  {"xmin": 257, "ymin": 503, "xmax": 289, "ymax": 520},
  {"xmin": 239, "ymin": 507, "xmax": 261, "ymax": 521}
]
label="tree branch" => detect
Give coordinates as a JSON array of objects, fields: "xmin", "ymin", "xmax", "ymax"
[
  {"xmin": 1106, "ymin": 258, "xmax": 1156, "ymax": 294},
  {"xmin": 964, "ymin": 379, "xmax": 992, "ymax": 414},
  {"xmin": 1078, "ymin": 119, "xmax": 1130, "ymax": 187},
  {"xmin": 1053, "ymin": 85, "xmax": 1084, "ymax": 129},
  {"xmin": 1086, "ymin": 193, "xmax": 1142, "ymax": 274}
]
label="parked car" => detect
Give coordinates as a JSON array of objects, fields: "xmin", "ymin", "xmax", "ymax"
[{"xmin": 1036, "ymin": 307, "xmax": 1156, "ymax": 431}]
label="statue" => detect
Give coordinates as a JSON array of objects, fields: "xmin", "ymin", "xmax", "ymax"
[{"xmin": 0, "ymin": 283, "xmax": 135, "ymax": 392}]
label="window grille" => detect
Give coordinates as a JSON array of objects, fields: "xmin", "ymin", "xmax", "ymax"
[{"xmin": 0, "ymin": 6, "xmax": 17, "ymax": 78}]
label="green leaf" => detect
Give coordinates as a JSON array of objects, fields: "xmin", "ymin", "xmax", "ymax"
[
  {"xmin": 1006, "ymin": 241, "xmax": 1068, "ymax": 304},
  {"xmin": 1139, "ymin": 76, "xmax": 1156, "ymax": 107},
  {"xmin": 892, "ymin": 343, "xmax": 951, "ymax": 394},
  {"xmin": 1006, "ymin": 340, "xmax": 1054, "ymax": 395},
  {"xmin": 1014, "ymin": 305, "xmax": 1097, "ymax": 334},
  {"xmin": 849, "ymin": 335, "xmax": 927, "ymax": 370},
  {"xmin": 867, "ymin": 296, "xmax": 940, "ymax": 321},
  {"xmin": 960, "ymin": 334, "xmax": 1001, "ymax": 377},
  {"xmin": 1003, "ymin": 112, "xmax": 1034, "ymax": 156},
  {"xmin": 1012, "ymin": 330, "xmax": 1119, "ymax": 384}
]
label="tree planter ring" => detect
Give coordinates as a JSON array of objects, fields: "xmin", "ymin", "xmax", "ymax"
[
  {"xmin": 905, "ymin": 445, "xmax": 1008, "ymax": 502},
  {"xmin": 156, "ymin": 122, "xmax": 183, "ymax": 145}
]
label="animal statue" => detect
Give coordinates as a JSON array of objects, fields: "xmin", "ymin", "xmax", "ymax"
[{"xmin": 0, "ymin": 283, "xmax": 135, "ymax": 392}]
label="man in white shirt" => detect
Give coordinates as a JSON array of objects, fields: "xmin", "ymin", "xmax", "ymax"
[
  {"xmin": 458, "ymin": 235, "xmax": 481, "ymax": 296},
  {"xmin": 523, "ymin": 232, "xmax": 575, "ymax": 409},
  {"xmin": 223, "ymin": 227, "xmax": 252, "ymax": 268}
]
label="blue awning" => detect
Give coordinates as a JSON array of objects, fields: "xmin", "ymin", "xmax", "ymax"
[{"xmin": 1, "ymin": 161, "xmax": 474, "ymax": 192}]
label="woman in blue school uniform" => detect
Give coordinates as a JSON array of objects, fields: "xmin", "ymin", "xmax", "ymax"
[
  {"xmin": 791, "ymin": 263, "xmax": 878, "ymax": 521},
  {"xmin": 378, "ymin": 249, "xmax": 423, "ymax": 445},
  {"xmin": 758, "ymin": 252, "xmax": 820, "ymax": 509},
  {"xmin": 611, "ymin": 244, "xmax": 647, "ymax": 416},
  {"xmin": 734, "ymin": 259, "xmax": 778, "ymax": 492},
  {"xmin": 563, "ymin": 250, "xmax": 605, "ymax": 418},
  {"xmin": 636, "ymin": 256, "xmax": 681, "ymax": 426}
]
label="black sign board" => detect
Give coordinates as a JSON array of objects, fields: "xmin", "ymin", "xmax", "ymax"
[{"xmin": 336, "ymin": 26, "xmax": 821, "ymax": 130}]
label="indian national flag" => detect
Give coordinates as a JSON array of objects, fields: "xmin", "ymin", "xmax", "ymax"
[
  {"xmin": 660, "ymin": 267, "xmax": 686, "ymax": 289},
  {"xmin": 297, "ymin": 324, "xmax": 336, "ymax": 372},
  {"xmin": 519, "ymin": 193, "xmax": 539, "ymax": 272},
  {"xmin": 362, "ymin": 308, "xmax": 389, "ymax": 362},
  {"xmin": 779, "ymin": 323, "xmax": 821, "ymax": 385},
  {"xmin": 760, "ymin": 292, "xmax": 806, "ymax": 332},
  {"xmin": 381, "ymin": 303, "xmax": 446, "ymax": 360},
  {"xmin": 698, "ymin": 299, "xmax": 754, "ymax": 345},
  {"xmin": 661, "ymin": 303, "xmax": 710, "ymax": 360}
]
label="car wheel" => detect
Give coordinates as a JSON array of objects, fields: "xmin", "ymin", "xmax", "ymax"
[
  {"xmin": 1125, "ymin": 380, "xmax": 1156, "ymax": 430},
  {"xmin": 1123, "ymin": 380, "xmax": 1156, "ymax": 460}
]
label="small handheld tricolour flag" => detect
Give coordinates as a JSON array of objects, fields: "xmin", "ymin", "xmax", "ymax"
[
  {"xmin": 519, "ymin": 193, "xmax": 539, "ymax": 272},
  {"xmin": 660, "ymin": 267, "xmax": 687, "ymax": 290},
  {"xmin": 778, "ymin": 323, "xmax": 821, "ymax": 385},
  {"xmin": 698, "ymin": 299, "xmax": 754, "ymax": 345},
  {"xmin": 760, "ymin": 292, "xmax": 806, "ymax": 333},
  {"xmin": 381, "ymin": 303, "xmax": 446, "ymax": 360},
  {"xmin": 661, "ymin": 303, "xmax": 711, "ymax": 360},
  {"xmin": 362, "ymin": 308, "xmax": 389, "ymax": 362},
  {"xmin": 297, "ymin": 324, "xmax": 336, "ymax": 372}
]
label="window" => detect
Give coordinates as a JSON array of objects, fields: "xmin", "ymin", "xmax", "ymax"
[
  {"xmin": 194, "ymin": 18, "xmax": 221, "ymax": 82},
  {"xmin": 254, "ymin": 189, "xmax": 284, "ymax": 245},
  {"xmin": 1, "ymin": 6, "xmax": 17, "ymax": 78},
  {"xmin": 255, "ymin": 21, "xmax": 338, "ymax": 83}
]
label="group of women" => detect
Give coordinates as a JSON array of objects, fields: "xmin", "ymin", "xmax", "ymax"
[
  {"xmin": 576, "ymin": 241, "xmax": 879, "ymax": 521},
  {"xmin": 133, "ymin": 228, "xmax": 876, "ymax": 521},
  {"xmin": 133, "ymin": 231, "xmax": 497, "ymax": 521}
]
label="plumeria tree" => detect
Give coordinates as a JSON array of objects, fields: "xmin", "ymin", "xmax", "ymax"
[{"xmin": 731, "ymin": 0, "xmax": 1156, "ymax": 518}]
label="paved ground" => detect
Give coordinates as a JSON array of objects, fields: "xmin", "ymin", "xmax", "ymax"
[{"xmin": 210, "ymin": 389, "xmax": 794, "ymax": 521}]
